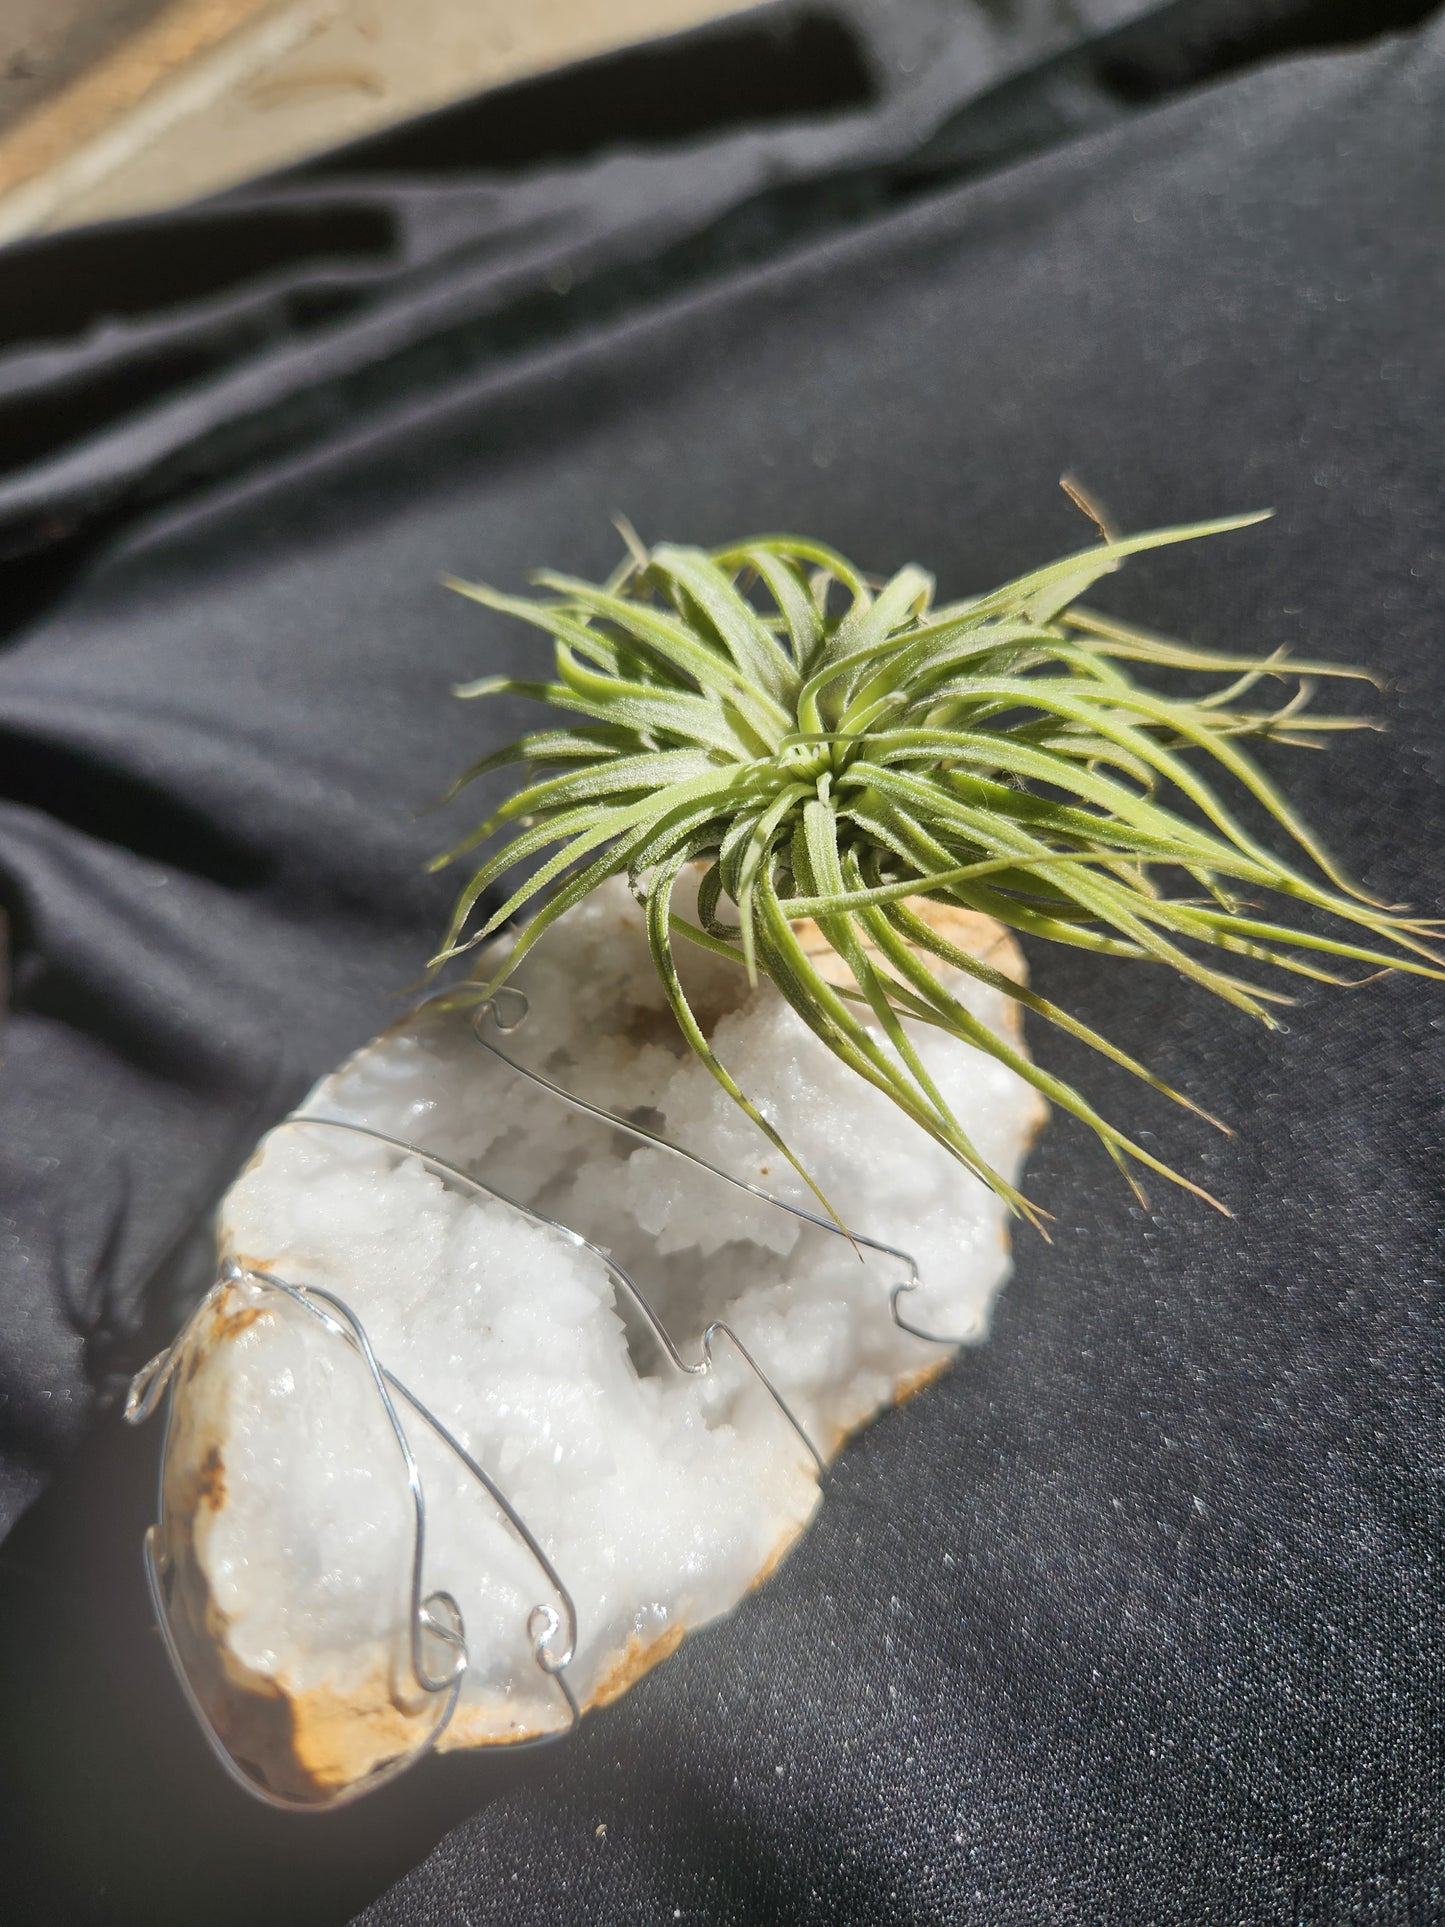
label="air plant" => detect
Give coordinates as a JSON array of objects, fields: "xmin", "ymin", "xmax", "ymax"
[{"xmin": 434, "ymin": 501, "xmax": 1440, "ymax": 1228}]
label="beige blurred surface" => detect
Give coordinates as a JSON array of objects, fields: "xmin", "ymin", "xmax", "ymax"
[
  {"xmin": 1, "ymin": 2, "xmax": 172, "ymax": 136},
  {"xmin": 0, "ymin": 0, "xmax": 745, "ymax": 241}
]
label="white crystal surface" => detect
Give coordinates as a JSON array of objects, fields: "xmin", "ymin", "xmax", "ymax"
[{"xmin": 187, "ymin": 876, "xmax": 1043, "ymax": 1778}]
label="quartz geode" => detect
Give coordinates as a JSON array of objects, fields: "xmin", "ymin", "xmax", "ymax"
[{"xmin": 152, "ymin": 877, "xmax": 1044, "ymax": 1801}]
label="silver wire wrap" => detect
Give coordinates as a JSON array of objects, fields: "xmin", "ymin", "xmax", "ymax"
[
  {"xmin": 471, "ymin": 985, "xmax": 963, "ymax": 1350},
  {"xmin": 126, "ymin": 985, "xmax": 958, "ymax": 1809}
]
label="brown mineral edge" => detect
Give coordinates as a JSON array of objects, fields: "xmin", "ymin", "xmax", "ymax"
[{"xmin": 158, "ymin": 900, "xmax": 1044, "ymax": 1801}]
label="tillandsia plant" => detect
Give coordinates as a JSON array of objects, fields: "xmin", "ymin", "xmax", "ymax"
[{"xmin": 431, "ymin": 502, "xmax": 1442, "ymax": 1231}]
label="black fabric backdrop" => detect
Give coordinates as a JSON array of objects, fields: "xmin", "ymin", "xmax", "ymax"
[{"xmin": 1, "ymin": 1, "xmax": 1442, "ymax": 1920}]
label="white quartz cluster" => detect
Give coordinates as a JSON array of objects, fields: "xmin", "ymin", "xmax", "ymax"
[{"xmin": 169, "ymin": 875, "xmax": 1043, "ymax": 1795}]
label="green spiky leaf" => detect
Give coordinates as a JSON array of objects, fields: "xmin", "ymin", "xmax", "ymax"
[{"xmin": 436, "ymin": 510, "xmax": 1441, "ymax": 1224}]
